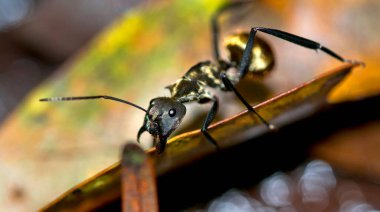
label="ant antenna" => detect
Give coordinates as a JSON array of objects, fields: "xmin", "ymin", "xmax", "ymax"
[{"xmin": 39, "ymin": 95, "xmax": 147, "ymax": 113}]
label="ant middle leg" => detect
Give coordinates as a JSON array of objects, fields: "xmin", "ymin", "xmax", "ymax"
[
  {"xmin": 201, "ymin": 96, "xmax": 221, "ymax": 150},
  {"xmin": 220, "ymin": 72, "xmax": 276, "ymax": 131}
]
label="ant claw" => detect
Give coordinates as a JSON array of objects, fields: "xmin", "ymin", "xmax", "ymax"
[
  {"xmin": 345, "ymin": 59, "xmax": 365, "ymax": 68},
  {"xmin": 268, "ymin": 124, "xmax": 278, "ymax": 132}
]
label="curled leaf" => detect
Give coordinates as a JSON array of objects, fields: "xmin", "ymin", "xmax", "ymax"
[{"xmin": 40, "ymin": 63, "xmax": 357, "ymax": 211}]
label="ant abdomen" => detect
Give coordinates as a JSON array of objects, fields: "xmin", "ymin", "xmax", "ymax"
[{"xmin": 224, "ymin": 32, "xmax": 275, "ymax": 76}]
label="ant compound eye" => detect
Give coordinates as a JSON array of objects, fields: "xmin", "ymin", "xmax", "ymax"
[{"xmin": 168, "ymin": 108, "xmax": 176, "ymax": 117}]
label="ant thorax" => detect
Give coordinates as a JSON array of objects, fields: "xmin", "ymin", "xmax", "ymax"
[{"xmin": 166, "ymin": 61, "xmax": 237, "ymax": 104}]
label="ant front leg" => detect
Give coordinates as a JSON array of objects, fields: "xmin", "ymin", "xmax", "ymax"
[
  {"xmin": 239, "ymin": 27, "xmax": 364, "ymax": 77},
  {"xmin": 220, "ymin": 73, "xmax": 276, "ymax": 131},
  {"xmin": 201, "ymin": 96, "xmax": 221, "ymax": 150}
]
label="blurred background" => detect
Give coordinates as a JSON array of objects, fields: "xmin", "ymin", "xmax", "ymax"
[
  {"xmin": 1, "ymin": 0, "xmax": 380, "ymax": 211},
  {"xmin": 0, "ymin": 0, "xmax": 141, "ymax": 122}
]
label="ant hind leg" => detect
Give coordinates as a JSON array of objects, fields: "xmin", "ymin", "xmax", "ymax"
[
  {"xmin": 237, "ymin": 27, "xmax": 364, "ymax": 78},
  {"xmin": 211, "ymin": 1, "xmax": 250, "ymax": 64}
]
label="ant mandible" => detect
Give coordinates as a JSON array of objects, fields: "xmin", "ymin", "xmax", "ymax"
[{"xmin": 40, "ymin": 2, "xmax": 362, "ymax": 153}]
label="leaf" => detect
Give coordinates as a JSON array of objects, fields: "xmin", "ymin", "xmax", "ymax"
[
  {"xmin": 39, "ymin": 63, "xmax": 357, "ymax": 211},
  {"xmin": 2, "ymin": 0, "xmax": 379, "ymax": 210}
]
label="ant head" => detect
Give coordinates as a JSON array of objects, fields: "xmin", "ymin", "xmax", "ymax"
[
  {"xmin": 39, "ymin": 95, "xmax": 186, "ymax": 154},
  {"xmin": 138, "ymin": 97, "xmax": 186, "ymax": 152}
]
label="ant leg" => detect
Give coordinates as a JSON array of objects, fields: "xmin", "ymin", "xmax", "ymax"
[
  {"xmin": 211, "ymin": 1, "xmax": 249, "ymax": 63},
  {"xmin": 221, "ymin": 72, "xmax": 276, "ymax": 130},
  {"xmin": 238, "ymin": 27, "xmax": 364, "ymax": 77},
  {"xmin": 201, "ymin": 97, "xmax": 220, "ymax": 150}
]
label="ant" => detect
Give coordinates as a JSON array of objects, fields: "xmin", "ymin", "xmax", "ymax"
[{"xmin": 40, "ymin": 1, "xmax": 362, "ymax": 154}]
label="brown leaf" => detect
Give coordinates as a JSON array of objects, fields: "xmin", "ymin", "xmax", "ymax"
[{"xmin": 39, "ymin": 63, "xmax": 357, "ymax": 211}]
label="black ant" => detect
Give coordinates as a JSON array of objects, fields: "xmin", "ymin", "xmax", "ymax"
[{"xmin": 40, "ymin": 2, "xmax": 362, "ymax": 154}]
